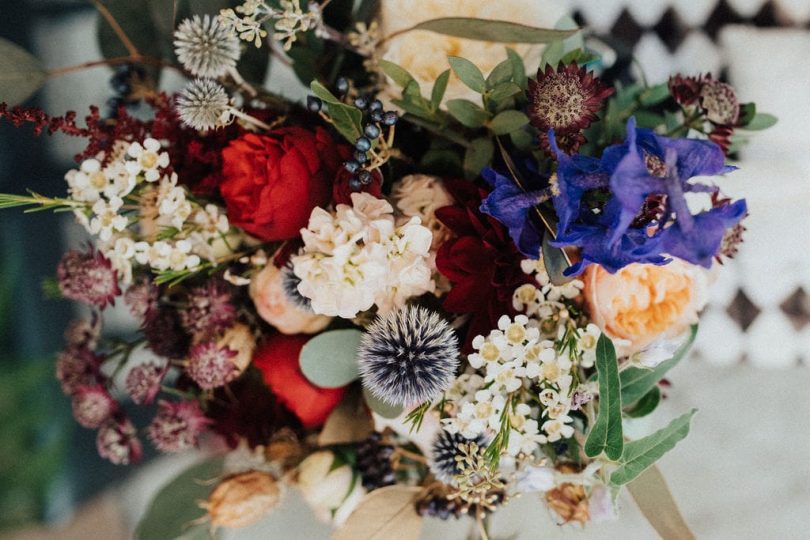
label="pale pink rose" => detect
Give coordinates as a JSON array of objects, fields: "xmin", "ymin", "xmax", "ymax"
[
  {"xmin": 249, "ymin": 264, "xmax": 332, "ymax": 334},
  {"xmin": 583, "ymin": 261, "xmax": 709, "ymax": 357}
]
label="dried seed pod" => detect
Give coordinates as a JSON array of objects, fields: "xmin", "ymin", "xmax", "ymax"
[{"xmin": 203, "ymin": 471, "xmax": 282, "ymax": 529}]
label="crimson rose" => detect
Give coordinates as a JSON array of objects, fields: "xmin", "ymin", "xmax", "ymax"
[{"xmin": 219, "ymin": 127, "xmax": 344, "ymax": 241}]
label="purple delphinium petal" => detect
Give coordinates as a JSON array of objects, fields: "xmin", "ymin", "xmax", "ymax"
[
  {"xmin": 661, "ymin": 199, "xmax": 748, "ymax": 267},
  {"xmin": 480, "ymin": 168, "xmax": 545, "ymax": 258}
]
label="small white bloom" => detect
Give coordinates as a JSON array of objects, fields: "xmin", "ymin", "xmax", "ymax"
[
  {"xmin": 89, "ymin": 197, "xmax": 128, "ymax": 241},
  {"xmin": 127, "ymin": 138, "xmax": 170, "ymax": 182}
]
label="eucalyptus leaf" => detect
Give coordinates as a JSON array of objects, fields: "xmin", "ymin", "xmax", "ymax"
[
  {"xmin": 447, "ymin": 56, "xmax": 486, "ymax": 94},
  {"xmin": 742, "ymin": 112, "xmax": 777, "ymax": 131},
  {"xmin": 446, "ymin": 99, "xmax": 489, "ymax": 128},
  {"xmin": 486, "ymin": 59, "xmax": 514, "ymax": 88},
  {"xmin": 410, "ymin": 17, "xmax": 578, "ymax": 44},
  {"xmin": 463, "ymin": 137, "xmax": 494, "ymax": 178},
  {"xmin": 430, "ymin": 69, "xmax": 451, "ymax": 108},
  {"xmin": 627, "ymin": 465, "xmax": 696, "ymax": 540},
  {"xmin": 299, "ymin": 329, "xmax": 362, "ymax": 388},
  {"xmin": 487, "ymin": 81, "xmax": 522, "ymax": 103},
  {"xmin": 0, "ymin": 38, "xmax": 47, "ymax": 105},
  {"xmin": 639, "ymin": 83, "xmax": 671, "ymax": 106},
  {"xmin": 610, "ymin": 410, "xmax": 697, "ymax": 486},
  {"xmin": 506, "ymin": 48, "xmax": 526, "ymax": 89},
  {"xmin": 363, "ymin": 386, "xmax": 404, "ymax": 419},
  {"xmin": 489, "ymin": 110, "xmax": 529, "ymax": 135},
  {"xmin": 135, "ymin": 457, "xmax": 224, "ymax": 540},
  {"xmin": 584, "ymin": 334, "xmax": 623, "ymax": 460},
  {"xmin": 96, "ymin": 0, "xmax": 167, "ymax": 82},
  {"xmin": 379, "ymin": 59, "xmax": 414, "ymax": 89},
  {"xmin": 620, "ymin": 325, "xmax": 697, "ymax": 405},
  {"xmin": 624, "ymin": 386, "xmax": 661, "ymax": 418}
]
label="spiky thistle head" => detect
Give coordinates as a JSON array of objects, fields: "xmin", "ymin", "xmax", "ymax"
[
  {"xmin": 358, "ymin": 305, "xmax": 459, "ymax": 407},
  {"xmin": 174, "ymin": 15, "xmax": 241, "ymax": 78},
  {"xmin": 176, "ymin": 79, "xmax": 231, "ymax": 131},
  {"xmin": 429, "ymin": 430, "xmax": 487, "ymax": 486}
]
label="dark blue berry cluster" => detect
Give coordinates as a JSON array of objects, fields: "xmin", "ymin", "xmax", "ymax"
[{"xmin": 307, "ymin": 77, "xmax": 400, "ymax": 192}]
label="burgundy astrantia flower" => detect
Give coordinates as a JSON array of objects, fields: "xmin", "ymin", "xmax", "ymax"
[
  {"xmin": 435, "ymin": 179, "xmax": 534, "ymax": 351},
  {"xmin": 668, "ymin": 74, "xmax": 742, "ymax": 154},
  {"xmin": 64, "ymin": 316, "xmax": 102, "ymax": 350},
  {"xmin": 57, "ymin": 248, "xmax": 121, "ymax": 308},
  {"xmin": 187, "ymin": 341, "xmax": 240, "ymax": 390},
  {"xmin": 72, "ymin": 384, "xmax": 117, "ymax": 428},
  {"xmin": 56, "ymin": 346, "xmax": 103, "ymax": 395},
  {"xmin": 527, "ymin": 63, "xmax": 613, "ymax": 154},
  {"xmin": 124, "ymin": 278, "xmax": 159, "ymax": 322},
  {"xmin": 147, "ymin": 400, "xmax": 212, "ymax": 453},
  {"xmin": 96, "ymin": 416, "xmax": 143, "ymax": 465},
  {"xmin": 712, "ymin": 192, "xmax": 748, "ymax": 262},
  {"xmin": 125, "ymin": 362, "xmax": 166, "ymax": 405},
  {"xmin": 179, "ymin": 280, "xmax": 236, "ymax": 340},
  {"xmin": 143, "ymin": 305, "xmax": 191, "ymax": 359}
]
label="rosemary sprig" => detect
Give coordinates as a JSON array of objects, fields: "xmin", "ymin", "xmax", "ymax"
[{"xmin": 0, "ymin": 191, "xmax": 87, "ymax": 212}]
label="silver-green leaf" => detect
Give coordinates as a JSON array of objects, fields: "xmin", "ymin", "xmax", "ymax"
[
  {"xmin": 584, "ymin": 333, "xmax": 623, "ymax": 460},
  {"xmin": 411, "ymin": 17, "xmax": 578, "ymax": 44},
  {"xmin": 0, "ymin": 38, "xmax": 47, "ymax": 105},
  {"xmin": 447, "ymin": 56, "xmax": 486, "ymax": 94},
  {"xmin": 299, "ymin": 329, "xmax": 362, "ymax": 388},
  {"xmin": 446, "ymin": 99, "xmax": 489, "ymax": 128},
  {"xmin": 610, "ymin": 409, "xmax": 697, "ymax": 486},
  {"xmin": 489, "ymin": 110, "xmax": 529, "ymax": 135}
]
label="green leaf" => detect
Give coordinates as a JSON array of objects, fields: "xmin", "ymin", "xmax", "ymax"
[
  {"xmin": 96, "ymin": 0, "xmax": 168, "ymax": 82},
  {"xmin": 363, "ymin": 387, "xmax": 403, "ymax": 419},
  {"xmin": 540, "ymin": 39, "xmax": 564, "ymax": 68},
  {"xmin": 624, "ymin": 386, "xmax": 661, "ymax": 418},
  {"xmin": 487, "ymin": 81, "xmax": 522, "ymax": 103},
  {"xmin": 447, "ymin": 56, "xmax": 486, "ymax": 94},
  {"xmin": 584, "ymin": 334, "xmax": 623, "ymax": 460},
  {"xmin": 392, "ymin": 98, "xmax": 435, "ymax": 121},
  {"xmin": 411, "ymin": 17, "xmax": 578, "ymax": 44},
  {"xmin": 463, "ymin": 137, "xmax": 494, "ymax": 178},
  {"xmin": 488, "ymin": 110, "xmax": 528, "ymax": 135},
  {"xmin": 506, "ymin": 48, "xmax": 526, "ymax": 89},
  {"xmin": 329, "ymin": 103, "xmax": 364, "ymax": 142},
  {"xmin": 620, "ymin": 325, "xmax": 697, "ymax": 405},
  {"xmin": 541, "ymin": 235, "xmax": 574, "ymax": 286},
  {"xmin": 430, "ymin": 69, "xmax": 451, "ymax": 108},
  {"xmin": 610, "ymin": 410, "xmax": 697, "ymax": 486},
  {"xmin": 135, "ymin": 457, "xmax": 224, "ymax": 540},
  {"xmin": 379, "ymin": 59, "xmax": 415, "ymax": 89},
  {"xmin": 0, "ymin": 38, "xmax": 47, "ymax": 105},
  {"xmin": 486, "ymin": 59, "xmax": 514, "ymax": 88},
  {"xmin": 738, "ymin": 102, "xmax": 756, "ymax": 126},
  {"xmin": 639, "ymin": 83, "xmax": 671, "ymax": 106},
  {"xmin": 300, "ymin": 329, "xmax": 362, "ymax": 388},
  {"xmin": 310, "ymin": 80, "xmax": 342, "ymax": 104},
  {"xmin": 742, "ymin": 112, "xmax": 778, "ymax": 131},
  {"xmin": 446, "ymin": 99, "xmax": 489, "ymax": 128}
]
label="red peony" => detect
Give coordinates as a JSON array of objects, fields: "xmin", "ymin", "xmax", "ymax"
[
  {"xmin": 253, "ymin": 333, "xmax": 346, "ymax": 428},
  {"xmin": 219, "ymin": 127, "xmax": 345, "ymax": 241},
  {"xmin": 435, "ymin": 179, "xmax": 533, "ymax": 351}
]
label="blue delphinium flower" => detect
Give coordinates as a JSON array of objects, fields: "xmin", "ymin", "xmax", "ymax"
[
  {"xmin": 479, "ymin": 168, "xmax": 547, "ymax": 258},
  {"xmin": 548, "ymin": 117, "xmax": 747, "ymax": 274}
]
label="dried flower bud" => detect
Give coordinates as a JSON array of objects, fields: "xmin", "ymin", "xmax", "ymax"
[
  {"xmin": 72, "ymin": 384, "xmax": 117, "ymax": 428},
  {"xmin": 544, "ymin": 465, "xmax": 589, "ymax": 525},
  {"xmin": 203, "ymin": 471, "xmax": 282, "ymax": 528}
]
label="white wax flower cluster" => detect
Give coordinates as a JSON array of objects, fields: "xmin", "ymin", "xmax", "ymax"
[
  {"xmin": 513, "ymin": 258, "xmax": 584, "ymax": 322},
  {"xmin": 65, "ymin": 138, "xmax": 231, "ymax": 283},
  {"xmin": 292, "ymin": 192, "xmax": 434, "ymax": 319}
]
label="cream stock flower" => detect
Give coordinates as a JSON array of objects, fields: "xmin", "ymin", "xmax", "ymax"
[
  {"xmin": 378, "ymin": 0, "xmax": 566, "ymax": 105},
  {"xmin": 583, "ymin": 261, "xmax": 710, "ymax": 357}
]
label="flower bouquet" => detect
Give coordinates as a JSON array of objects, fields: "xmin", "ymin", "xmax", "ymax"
[{"xmin": 0, "ymin": 0, "xmax": 775, "ymax": 538}]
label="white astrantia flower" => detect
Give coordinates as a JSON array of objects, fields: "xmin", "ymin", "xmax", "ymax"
[
  {"xmin": 292, "ymin": 192, "xmax": 434, "ymax": 319},
  {"xmin": 177, "ymin": 79, "xmax": 232, "ymax": 131},
  {"xmin": 174, "ymin": 15, "xmax": 241, "ymax": 78}
]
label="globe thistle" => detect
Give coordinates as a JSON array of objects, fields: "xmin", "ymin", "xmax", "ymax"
[
  {"xmin": 174, "ymin": 15, "xmax": 241, "ymax": 79},
  {"xmin": 429, "ymin": 430, "xmax": 486, "ymax": 486},
  {"xmin": 176, "ymin": 79, "xmax": 231, "ymax": 131},
  {"xmin": 57, "ymin": 248, "xmax": 121, "ymax": 308},
  {"xmin": 56, "ymin": 346, "xmax": 103, "ymax": 395},
  {"xmin": 527, "ymin": 63, "xmax": 613, "ymax": 154},
  {"xmin": 281, "ymin": 263, "xmax": 312, "ymax": 312},
  {"xmin": 179, "ymin": 279, "xmax": 236, "ymax": 340},
  {"xmin": 147, "ymin": 399, "xmax": 212, "ymax": 453},
  {"xmin": 358, "ymin": 305, "xmax": 459, "ymax": 407},
  {"xmin": 187, "ymin": 341, "xmax": 240, "ymax": 390},
  {"xmin": 96, "ymin": 416, "xmax": 143, "ymax": 465},
  {"xmin": 72, "ymin": 384, "xmax": 117, "ymax": 428},
  {"xmin": 124, "ymin": 362, "xmax": 165, "ymax": 405}
]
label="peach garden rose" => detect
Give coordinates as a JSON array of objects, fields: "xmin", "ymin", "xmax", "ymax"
[{"xmin": 583, "ymin": 260, "xmax": 711, "ymax": 358}]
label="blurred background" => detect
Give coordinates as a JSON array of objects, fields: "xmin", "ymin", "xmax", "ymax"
[{"xmin": 1, "ymin": 0, "xmax": 809, "ymax": 538}]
